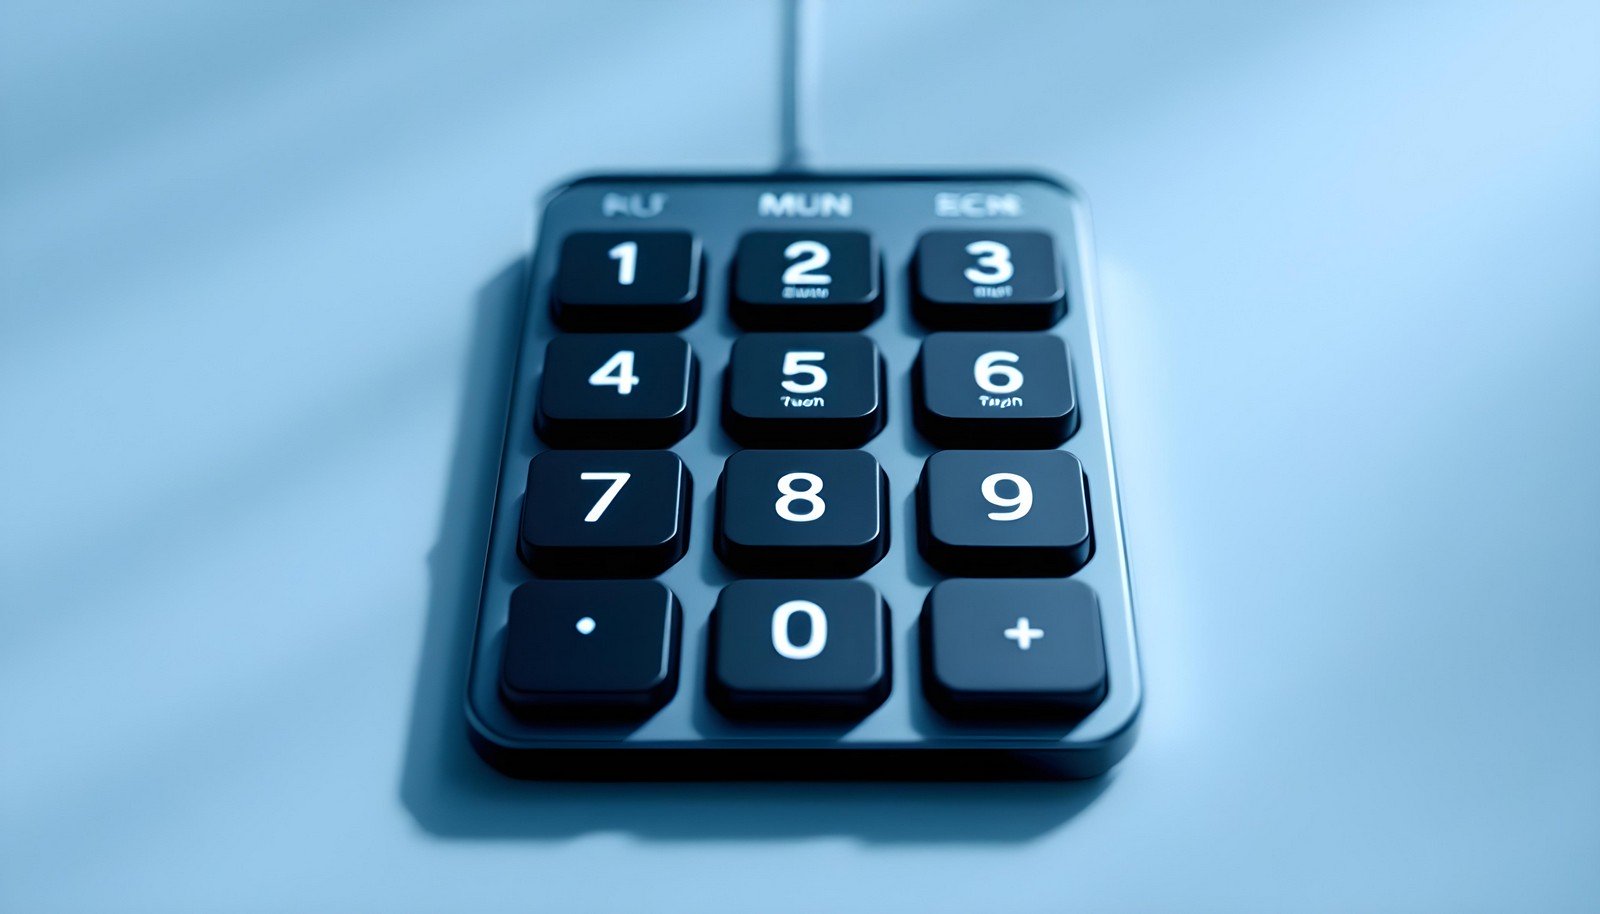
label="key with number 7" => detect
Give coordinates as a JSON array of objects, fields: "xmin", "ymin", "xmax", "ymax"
[{"xmin": 519, "ymin": 450, "xmax": 692, "ymax": 577}]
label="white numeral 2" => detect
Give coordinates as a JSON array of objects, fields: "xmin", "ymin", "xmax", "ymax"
[
  {"xmin": 782, "ymin": 240, "xmax": 832, "ymax": 285},
  {"xmin": 579, "ymin": 471, "xmax": 630, "ymax": 522}
]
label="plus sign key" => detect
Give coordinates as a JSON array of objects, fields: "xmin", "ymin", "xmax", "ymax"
[{"xmin": 920, "ymin": 579, "xmax": 1107, "ymax": 720}]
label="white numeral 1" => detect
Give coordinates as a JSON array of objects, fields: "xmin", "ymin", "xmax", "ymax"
[
  {"xmin": 608, "ymin": 240, "xmax": 638, "ymax": 286},
  {"xmin": 579, "ymin": 471, "xmax": 630, "ymax": 522}
]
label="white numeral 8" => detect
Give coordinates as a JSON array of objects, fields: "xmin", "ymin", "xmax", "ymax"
[
  {"xmin": 775, "ymin": 472, "xmax": 826, "ymax": 522},
  {"xmin": 981, "ymin": 472, "xmax": 1033, "ymax": 521}
]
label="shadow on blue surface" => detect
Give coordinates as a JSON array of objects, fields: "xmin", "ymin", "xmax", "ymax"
[{"xmin": 398, "ymin": 261, "xmax": 1109, "ymax": 841}]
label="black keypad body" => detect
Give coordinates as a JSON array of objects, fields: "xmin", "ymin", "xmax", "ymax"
[
  {"xmin": 465, "ymin": 175, "xmax": 1141, "ymax": 780},
  {"xmin": 536, "ymin": 334, "xmax": 698, "ymax": 447},
  {"xmin": 709, "ymin": 579, "xmax": 890, "ymax": 719},
  {"xmin": 732, "ymin": 230, "xmax": 883, "ymax": 328},
  {"xmin": 914, "ymin": 332, "xmax": 1078, "ymax": 447},
  {"xmin": 917, "ymin": 449, "xmax": 1093, "ymax": 577},
  {"xmin": 723, "ymin": 333, "xmax": 885, "ymax": 447}
]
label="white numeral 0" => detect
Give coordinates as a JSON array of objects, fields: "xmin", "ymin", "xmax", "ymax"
[
  {"xmin": 781, "ymin": 350, "xmax": 827, "ymax": 393},
  {"xmin": 775, "ymin": 472, "xmax": 825, "ymax": 522},
  {"xmin": 981, "ymin": 472, "xmax": 1032, "ymax": 521},
  {"xmin": 974, "ymin": 350, "xmax": 1023, "ymax": 394},
  {"xmin": 964, "ymin": 240, "xmax": 1015, "ymax": 285},
  {"xmin": 782, "ymin": 240, "xmax": 832, "ymax": 285},
  {"xmin": 608, "ymin": 241, "xmax": 637, "ymax": 286},
  {"xmin": 771, "ymin": 599, "xmax": 827, "ymax": 660}
]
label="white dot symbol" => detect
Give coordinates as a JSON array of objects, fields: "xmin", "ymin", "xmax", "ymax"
[
  {"xmin": 1004, "ymin": 617, "xmax": 1044, "ymax": 650},
  {"xmin": 575, "ymin": 616, "xmax": 597, "ymax": 635}
]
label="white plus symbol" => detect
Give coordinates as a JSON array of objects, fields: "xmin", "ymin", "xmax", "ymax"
[{"xmin": 1004, "ymin": 616, "xmax": 1044, "ymax": 650}]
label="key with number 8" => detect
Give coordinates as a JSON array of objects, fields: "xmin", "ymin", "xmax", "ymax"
[{"xmin": 715, "ymin": 449, "xmax": 888, "ymax": 576}]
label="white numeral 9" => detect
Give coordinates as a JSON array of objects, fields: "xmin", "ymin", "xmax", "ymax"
[
  {"xmin": 781, "ymin": 350, "xmax": 828, "ymax": 393},
  {"xmin": 963, "ymin": 240, "xmax": 1014, "ymax": 285},
  {"xmin": 608, "ymin": 241, "xmax": 637, "ymax": 286},
  {"xmin": 974, "ymin": 350, "xmax": 1023, "ymax": 394},
  {"xmin": 771, "ymin": 600, "xmax": 827, "ymax": 660},
  {"xmin": 981, "ymin": 472, "xmax": 1032, "ymax": 521},
  {"xmin": 782, "ymin": 240, "xmax": 833, "ymax": 285},
  {"xmin": 775, "ymin": 472, "xmax": 825, "ymax": 522}
]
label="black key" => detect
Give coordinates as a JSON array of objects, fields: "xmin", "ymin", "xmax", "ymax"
[
  {"xmin": 535, "ymin": 334, "xmax": 698, "ymax": 447},
  {"xmin": 519, "ymin": 450, "xmax": 691, "ymax": 577},
  {"xmin": 913, "ymin": 230, "xmax": 1065, "ymax": 328},
  {"xmin": 722, "ymin": 333, "xmax": 886, "ymax": 448},
  {"xmin": 715, "ymin": 449, "xmax": 888, "ymax": 576},
  {"xmin": 500, "ymin": 580, "xmax": 681, "ymax": 718},
  {"xmin": 921, "ymin": 578, "xmax": 1107, "ymax": 720},
  {"xmin": 708, "ymin": 580, "xmax": 891, "ymax": 719},
  {"xmin": 553, "ymin": 231, "xmax": 702, "ymax": 330},
  {"xmin": 913, "ymin": 332, "xmax": 1078, "ymax": 447},
  {"xmin": 732, "ymin": 230, "xmax": 882, "ymax": 329},
  {"xmin": 917, "ymin": 450, "xmax": 1092, "ymax": 576}
]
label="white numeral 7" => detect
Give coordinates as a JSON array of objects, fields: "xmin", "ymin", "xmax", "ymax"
[{"xmin": 579, "ymin": 471, "xmax": 631, "ymax": 522}]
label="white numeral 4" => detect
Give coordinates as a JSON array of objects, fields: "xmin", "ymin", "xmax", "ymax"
[{"xmin": 588, "ymin": 350, "xmax": 640, "ymax": 395}]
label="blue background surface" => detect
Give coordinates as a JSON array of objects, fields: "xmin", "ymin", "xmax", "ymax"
[{"xmin": 3, "ymin": 1, "xmax": 1597, "ymax": 911}]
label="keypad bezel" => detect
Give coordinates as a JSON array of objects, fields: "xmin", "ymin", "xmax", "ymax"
[{"xmin": 464, "ymin": 173, "xmax": 1141, "ymax": 778}]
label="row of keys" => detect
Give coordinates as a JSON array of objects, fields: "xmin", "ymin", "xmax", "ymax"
[
  {"xmin": 535, "ymin": 332, "xmax": 1078, "ymax": 449},
  {"xmin": 552, "ymin": 230, "xmax": 1066, "ymax": 330},
  {"xmin": 500, "ymin": 578, "xmax": 1107, "ymax": 722},
  {"xmin": 517, "ymin": 449, "xmax": 1093, "ymax": 578}
]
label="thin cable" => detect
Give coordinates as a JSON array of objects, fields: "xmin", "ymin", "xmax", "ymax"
[{"xmin": 777, "ymin": 0, "xmax": 815, "ymax": 172}]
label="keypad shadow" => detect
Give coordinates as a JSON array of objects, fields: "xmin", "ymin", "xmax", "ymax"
[{"xmin": 399, "ymin": 260, "xmax": 1113, "ymax": 842}]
